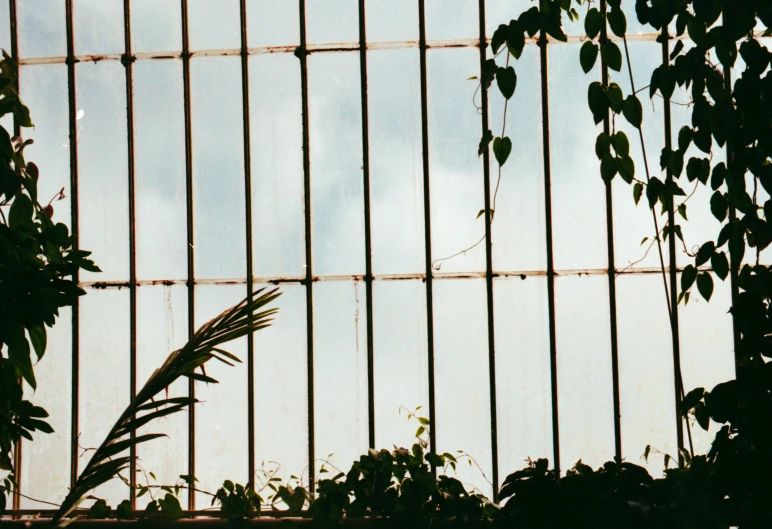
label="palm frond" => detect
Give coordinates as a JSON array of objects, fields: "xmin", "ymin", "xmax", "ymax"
[{"xmin": 51, "ymin": 287, "xmax": 281, "ymax": 526}]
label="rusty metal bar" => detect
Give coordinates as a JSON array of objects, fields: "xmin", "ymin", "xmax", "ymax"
[
  {"xmin": 121, "ymin": 0, "xmax": 138, "ymax": 507},
  {"xmin": 661, "ymin": 26, "xmax": 685, "ymax": 460},
  {"xmin": 538, "ymin": 32, "xmax": 560, "ymax": 475},
  {"xmin": 357, "ymin": 0, "xmax": 376, "ymax": 449},
  {"xmin": 417, "ymin": 0, "xmax": 437, "ymax": 464},
  {"xmin": 238, "ymin": 0, "xmax": 256, "ymax": 487},
  {"xmin": 12, "ymin": 32, "xmax": 666, "ymax": 66},
  {"xmin": 9, "ymin": 0, "xmax": 21, "ymax": 511},
  {"xmin": 297, "ymin": 0, "xmax": 315, "ymax": 493},
  {"xmin": 64, "ymin": 0, "xmax": 81, "ymax": 491},
  {"xmin": 180, "ymin": 0, "xmax": 196, "ymax": 510},
  {"xmin": 75, "ymin": 265, "xmax": 698, "ymax": 290},
  {"xmin": 476, "ymin": 0, "xmax": 499, "ymax": 499},
  {"xmin": 599, "ymin": 0, "xmax": 622, "ymax": 463}
]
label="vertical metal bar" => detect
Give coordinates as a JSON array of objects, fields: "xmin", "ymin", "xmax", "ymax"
[
  {"xmin": 357, "ymin": 0, "xmax": 376, "ymax": 449},
  {"xmin": 661, "ymin": 25, "xmax": 685, "ymax": 460},
  {"xmin": 476, "ymin": 0, "xmax": 498, "ymax": 500},
  {"xmin": 122, "ymin": 0, "xmax": 138, "ymax": 507},
  {"xmin": 599, "ymin": 0, "xmax": 622, "ymax": 463},
  {"xmin": 724, "ymin": 64, "xmax": 741, "ymax": 369},
  {"xmin": 238, "ymin": 0, "xmax": 256, "ymax": 487},
  {"xmin": 297, "ymin": 0, "xmax": 315, "ymax": 492},
  {"xmin": 538, "ymin": 33, "xmax": 560, "ymax": 475},
  {"xmin": 9, "ymin": 0, "xmax": 21, "ymax": 510},
  {"xmin": 417, "ymin": 0, "xmax": 437, "ymax": 464},
  {"xmin": 64, "ymin": 0, "xmax": 81, "ymax": 490},
  {"xmin": 180, "ymin": 0, "xmax": 196, "ymax": 510},
  {"xmin": 9, "ymin": 0, "xmax": 18, "ymax": 138}
]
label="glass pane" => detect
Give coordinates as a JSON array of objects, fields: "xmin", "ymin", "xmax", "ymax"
[
  {"xmin": 249, "ymin": 53, "xmax": 305, "ymax": 279},
  {"xmin": 612, "ymin": 40, "xmax": 668, "ymax": 271},
  {"xmin": 428, "ymin": 48, "xmax": 485, "ymax": 274},
  {"xmin": 247, "ymin": 0, "xmax": 299, "ymax": 48},
  {"xmin": 308, "ymin": 52, "xmax": 365, "ymax": 276},
  {"xmin": 425, "ymin": 0, "xmax": 477, "ymax": 41},
  {"xmin": 74, "ymin": 0, "xmax": 124, "ymax": 55},
  {"xmin": 494, "ymin": 276, "xmax": 553, "ymax": 478},
  {"xmin": 433, "ymin": 278, "xmax": 493, "ymax": 498},
  {"xmin": 549, "ymin": 43, "xmax": 608, "ymax": 271},
  {"xmin": 191, "ymin": 56, "xmax": 246, "ymax": 280},
  {"xmin": 488, "ymin": 43, "xmax": 546, "ymax": 272},
  {"xmin": 135, "ymin": 285, "xmax": 189, "ymax": 507},
  {"xmin": 20, "ymin": 308, "xmax": 72, "ymax": 507},
  {"xmin": 79, "ymin": 288, "xmax": 131, "ymax": 505},
  {"xmin": 313, "ymin": 280, "xmax": 369, "ymax": 471},
  {"xmin": 484, "ymin": 0, "xmax": 531, "ymax": 39},
  {"xmin": 19, "ymin": 64, "xmax": 71, "ymax": 234},
  {"xmin": 368, "ymin": 49, "xmax": 424, "ymax": 275},
  {"xmin": 135, "ymin": 59, "xmax": 187, "ymax": 281},
  {"xmin": 194, "ymin": 284, "xmax": 249, "ymax": 502},
  {"xmin": 306, "ymin": 0, "xmax": 359, "ymax": 45},
  {"xmin": 254, "ymin": 284, "xmax": 308, "ymax": 484},
  {"xmin": 366, "ymin": 0, "xmax": 417, "ymax": 42},
  {"xmin": 77, "ymin": 61, "xmax": 129, "ymax": 282},
  {"xmin": 555, "ymin": 274, "xmax": 615, "ymax": 470},
  {"xmin": 131, "ymin": 0, "xmax": 182, "ymax": 53},
  {"xmin": 678, "ymin": 273, "xmax": 735, "ymax": 455},
  {"xmin": 617, "ymin": 274, "xmax": 678, "ymax": 476},
  {"xmin": 188, "ymin": 0, "xmax": 241, "ymax": 51},
  {"xmin": 373, "ymin": 280, "xmax": 428, "ymax": 450},
  {"xmin": 18, "ymin": 0, "xmax": 67, "ymax": 59}
]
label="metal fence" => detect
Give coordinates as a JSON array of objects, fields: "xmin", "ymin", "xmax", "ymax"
[{"xmin": 5, "ymin": 0, "xmax": 737, "ymax": 516}]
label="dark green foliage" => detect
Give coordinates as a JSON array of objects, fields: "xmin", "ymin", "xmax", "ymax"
[{"xmin": 0, "ymin": 51, "xmax": 98, "ymax": 514}]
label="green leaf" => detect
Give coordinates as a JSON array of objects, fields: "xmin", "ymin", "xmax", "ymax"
[
  {"xmin": 613, "ymin": 132, "xmax": 629, "ymax": 157},
  {"xmin": 716, "ymin": 40, "xmax": 737, "ymax": 69},
  {"xmin": 696, "ymin": 241, "xmax": 715, "ymax": 267},
  {"xmin": 680, "ymin": 387, "xmax": 705, "ymax": 414},
  {"xmin": 677, "ymin": 126, "xmax": 693, "ymax": 151},
  {"xmin": 87, "ymin": 499, "xmax": 111, "ymax": 519},
  {"xmin": 677, "ymin": 203, "xmax": 688, "ymax": 220},
  {"xmin": 491, "ymin": 24, "xmax": 508, "ymax": 54},
  {"xmin": 686, "ymin": 157, "xmax": 709, "ymax": 184},
  {"xmin": 584, "ymin": 8, "xmax": 603, "ymax": 39},
  {"xmin": 8, "ymin": 193, "xmax": 33, "ymax": 231},
  {"xmin": 606, "ymin": 83, "xmax": 624, "ymax": 112},
  {"xmin": 580, "ymin": 41, "xmax": 599, "ymax": 74},
  {"xmin": 710, "ymin": 191, "xmax": 728, "ymax": 222},
  {"xmin": 633, "ymin": 183, "xmax": 643, "ymax": 205},
  {"xmin": 694, "ymin": 402, "xmax": 710, "ymax": 431},
  {"xmin": 160, "ymin": 494, "xmax": 183, "ymax": 519},
  {"xmin": 7, "ymin": 329, "xmax": 35, "ymax": 390},
  {"xmin": 667, "ymin": 150, "xmax": 684, "ymax": 178},
  {"xmin": 595, "ymin": 132, "xmax": 611, "ymax": 159},
  {"xmin": 492, "ymin": 136, "xmax": 512, "ymax": 166},
  {"xmin": 588, "ymin": 81, "xmax": 608, "ymax": 124},
  {"xmin": 27, "ymin": 325, "xmax": 47, "ymax": 361},
  {"xmin": 607, "ymin": 7, "xmax": 627, "ymax": 37},
  {"xmin": 696, "ymin": 272, "xmax": 714, "ymax": 301},
  {"xmin": 711, "ymin": 251, "xmax": 729, "ymax": 281},
  {"xmin": 600, "ymin": 154, "xmax": 618, "ymax": 182},
  {"xmin": 622, "ymin": 95, "xmax": 643, "ymax": 128},
  {"xmin": 496, "ymin": 66, "xmax": 517, "ymax": 99},
  {"xmin": 601, "ymin": 41, "xmax": 623, "ymax": 72},
  {"xmin": 681, "ymin": 265, "xmax": 698, "ymax": 291},
  {"xmin": 618, "ymin": 156, "xmax": 635, "ymax": 184}
]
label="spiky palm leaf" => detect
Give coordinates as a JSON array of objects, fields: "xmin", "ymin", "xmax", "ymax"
[{"xmin": 51, "ymin": 287, "xmax": 281, "ymax": 526}]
